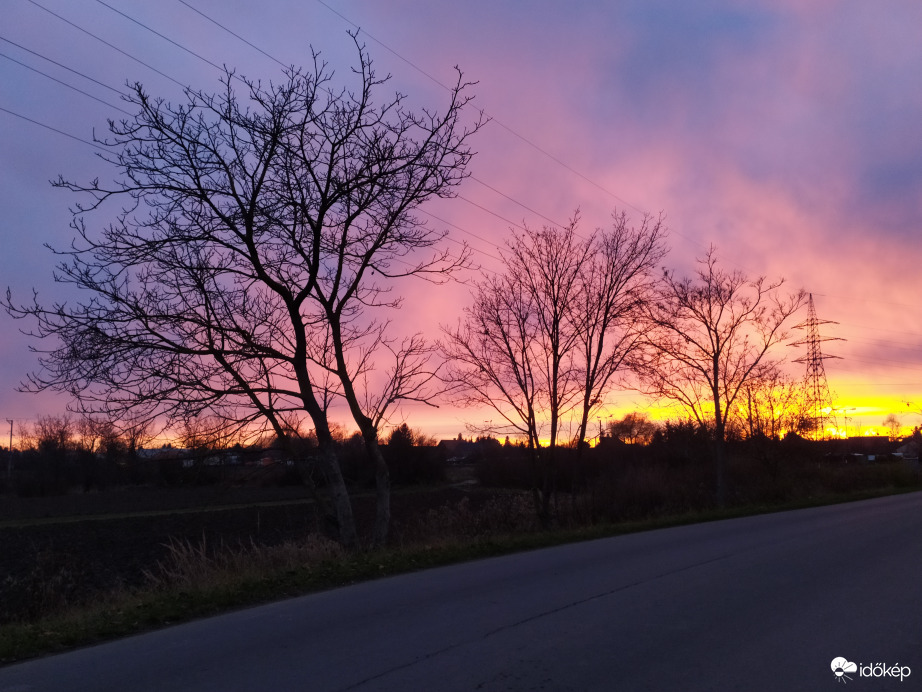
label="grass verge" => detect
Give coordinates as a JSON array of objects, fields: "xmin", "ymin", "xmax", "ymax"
[{"xmin": 1, "ymin": 483, "xmax": 919, "ymax": 665}]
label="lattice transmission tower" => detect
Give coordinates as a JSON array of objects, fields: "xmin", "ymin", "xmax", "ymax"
[{"xmin": 791, "ymin": 293, "xmax": 843, "ymax": 439}]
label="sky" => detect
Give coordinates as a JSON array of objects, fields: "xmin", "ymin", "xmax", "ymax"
[{"xmin": 2, "ymin": 0, "xmax": 922, "ymax": 444}]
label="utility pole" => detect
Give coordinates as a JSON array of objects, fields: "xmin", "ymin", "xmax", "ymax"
[
  {"xmin": 6, "ymin": 419, "xmax": 12, "ymax": 482},
  {"xmin": 832, "ymin": 407, "xmax": 856, "ymax": 439}
]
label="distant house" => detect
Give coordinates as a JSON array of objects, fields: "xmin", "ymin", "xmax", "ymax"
[
  {"xmin": 437, "ymin": 438, "xmax": 476, "ymax": 463},
  {"xmin": 846, "ymin": 436, "xmax": 895, "ymax": 457},
  {"xmin": 437, "ymin": 436, "xmax": 502, "ymax": 463},
  {"xmin": 596, "ymin": 434, "xmax": 626, "ymax": 452},
  {"xmin": 896, "ymin": 441, "xmax": 920, "ymax": 462},
  {"xmin": 136, "ymin": 446, "xmax": 189, "ymax": 460}
]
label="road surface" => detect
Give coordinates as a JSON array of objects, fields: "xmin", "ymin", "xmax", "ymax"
[{"xmin": 1, "ymin": 492, "xmax": 920, "ymax": 691}]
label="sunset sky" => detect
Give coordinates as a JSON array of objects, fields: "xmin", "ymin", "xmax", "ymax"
[{"xmin": 2, "ymin": 0, "xmax": 921, "ymax": 444}]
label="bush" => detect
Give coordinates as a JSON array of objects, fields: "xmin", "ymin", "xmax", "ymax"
[
  {"xmin": 574, "ymin": 460, "xmax": 714, "ymax": 524},
  {"xmin": 143, "ymin": 534, "xmax": 344, "ymax": 592},
  {"xmin": 475, "ymin": 449, "xmax": 532, "ymax": 488},
  {"xmin": 397, "ymin": 494, "xmax": 536, "ymax": 545},
  {"xmin": 384, "ymin": 445, "xmax": 445, "ymax": 485},
  {"xmin": 382, "ymin": 424, "xmax": 445, "ymax": 485}
]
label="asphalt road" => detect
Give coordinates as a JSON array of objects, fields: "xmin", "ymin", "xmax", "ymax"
[{"xmin": 2, "ymin": 492, "xmax": 920, "ymax": 691}]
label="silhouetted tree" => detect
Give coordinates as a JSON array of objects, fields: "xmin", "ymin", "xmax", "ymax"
[
  {"xmin": 32, "ymin": 415, "xmax": 75, "ymax": 457},
  {"xmin": 883, "ymin": 413, "xmax": 902, "ymax": 441},
  {"xmin": 385, "ymin": 423, "xmax": 435, "ymax": 450},
  {"xmin": 386, "ymin": 423, "xmax": 416, "ymax": 451},
  {"xmin": 5, "ymin": 36, "xmax": 481, "ymax": 547},
  {"xmin": 442, "ymin": 211, "xmax": 664, "ymax": 523},
  {"xmin": 382, "ymin": 422, "xmax": 441, "ymax": 484},
  {"xmin": 608, "ymin": 412, "xmax": 659, "ymax": 445},
  {"xmin": 571, "ymin": 210, "xmax": 667, "ymax": 452},
  {"xmin": 18, "ymin": 415, "xmax": 77, "ymax": 494},
  {"xmin": 442, "ymin": 216, "xmax": 587, "ymax": 523},
  {"xmin": 739, "ymin": 367, "xmax": 810, "ymax": 440},
  {"xmin": 634, "ymin": 247, "xmax": 806, "ymax": 506}
]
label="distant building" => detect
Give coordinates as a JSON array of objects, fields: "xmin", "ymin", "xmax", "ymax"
[
  {"xmin": 436, "ymin": 436, "xmax": 502, "ymax": 463},
  {"xmin": 437, "ymin": 438, "xmax": 476, "ymax": 463},
  {"xmin": 846, "ymin": 435, "xmax": 894, "ymax": 456}
]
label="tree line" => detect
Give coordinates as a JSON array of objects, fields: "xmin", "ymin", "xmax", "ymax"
[
  {"xmin": 1, "ymin": 414, "xmax": 449, "ymax": 496},
  {"xmin": 5, "ymin": 36, "xmax": 817, "ymax": 546}
]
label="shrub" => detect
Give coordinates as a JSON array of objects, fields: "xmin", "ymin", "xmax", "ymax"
[
  {"xmin": 397, "ymin": 494, "xmax": 537, "ymax": 546},
  {"xmin": 143, "ymin": 533, "xmax": 344, "ymax": 592}
]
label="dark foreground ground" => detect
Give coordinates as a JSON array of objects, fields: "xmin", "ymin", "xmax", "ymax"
[
  {"xmin": 2, "ymin": 492, "xmax": 919, "ymax": 691},
  {"xmin": 0, "ymin": 483, "xmax": 485, "ymax": 623},
  {"xmin": 3, "ymin": 454, "xmax": 918, "ymax": 627}
]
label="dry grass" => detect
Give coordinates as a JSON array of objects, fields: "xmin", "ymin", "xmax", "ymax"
[
  {"xmin": 396, "ymin": 494, "xmax": 537, "ymax": 547},
  {"xmin": 1, "ymin": 460, "xmax": 920, "ymax": 664},
  {"xmin": 142, "ymin": 533, "xmax": 345, "ymax": 592}
]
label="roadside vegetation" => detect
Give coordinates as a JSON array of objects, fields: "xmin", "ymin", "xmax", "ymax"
[{"xmin": 1, "ymin": 422, "xmax": 919, "ymax": 664}]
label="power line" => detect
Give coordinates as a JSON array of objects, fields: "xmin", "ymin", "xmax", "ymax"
[
  {"xmin": 18, "ymin": 0, "xmax": 504, "ymax": 268},
  {"xmin": 83, "ymin": 3, "xmax": 529, "ymax": 267},
  {"xmin": 843, "ymin": 333, "xmax": 922, "ymax": 349},
  {"xmin": 0, "ymin": 50, "xmax": 132, "ymax": 115},
  {"xmin": 65, "ymin": 0, "xmax": 509, "ymax": 266},
  {"xmin": 176, "ymin": 0, "xmax": 288, "ymax": 69},
  {"xmin": 471, "ymin": 175, "xmax": 569, "ymax": 230},
  {"xmin": 0, "ymin": 110, "xmax": 460, "ymax": 278},
  {"xmin": 24, "ymin": 0, "xmax": 189, "ymax": 90},
  {"xmin": 0, "ymin": 42, "xmax": 499, "ymax": 270},
  {"xmin": 418, "ymin": 209, "xmax": 503, "ymax": 262},
  {"xmin": 173, "ymin": 0, "xmax": 653, "ymax": 253},
  {"xmin": 834, "ymin": 358, "xmax": 922, "ymax": 373},
  {"xmin": 0, "ymin": 7, "xmax": 891, "ymax": 315},
  {"xmin": 93, "ymin": 0, "xmax": 226, "ymax": 75},
  {"xmin": 11, "ymin": 1, "xmax": 919, "ymax": 349},
  {"xmin": 0, "ymin": 105, "xmax": 107, "ymax": 150},
  {"xmin": 312, "ymin": 0, "xmax": 651, "ymax": 218},
  {"xmin": 457, "ymin": 195, "xmax": 530, "ymax": 234},
  {"xmin": 811, "ymin": 291, "xmax": 920, "ymax": 312},
  {"xmin": 838, "ymin": 320, "xmax": 922, "ymax": 339},
  {"xmin": 833, "ymin": 382, "xmax": 922, "ymax": 388},
  {"xmin": 0, "ymin": 34, "xmax": 125, "ymax": 96},
  {"xmin": 307, "ymin": 0, "xmax": 725, "ymax": 269}
]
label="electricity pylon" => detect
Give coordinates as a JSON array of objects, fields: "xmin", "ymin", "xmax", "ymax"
[{"xmin": 791, "ymin": 294, "xmax": 843, "ymax": 440}]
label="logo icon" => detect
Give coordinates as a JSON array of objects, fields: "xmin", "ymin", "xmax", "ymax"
[{"xmin": 832, "ymin": 657, "xmax": 858, "ymax": 683}]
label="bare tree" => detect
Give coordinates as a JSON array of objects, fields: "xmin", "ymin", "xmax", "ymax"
[
  {"xmin": 31, "ymin": 415, "xmax": 75, "ymax": 456},
  {"xmin": 74, "ymin": 415, "xmax": 124, "ymax": 457},
  {"xmin": 441, "ymin": 269, "xmax": 542, "ymax": 444},
  {"xmin": 608, "ymin": 412, "xmax": 660, "ymax": 445},
  {"xmin": 178, "ymin": 414, "xmax": 239, "ymax": 452},
  {"xmin": 739, "ymin": 366, "xmax": 810, "ymax": 440},
  {"xmin": 571, "ymin": 211, "xmax": 667, "ymax": 453},
  {"xmin": 883, "ymin": 413, "xmax": 902, "ymax": 441},
  {"xmin": 442, "ymin": 217, "xmax": 587, "ymax": 523},
  {"xmin": 116, "ymin": 413, "xmax": 156, "ymax": 461},
  {"xmin": 634, "ymin": 247, "xmax": 806, "ymax": 506},
  {"xmin": 5, "ymin": 36, "xmax": 481, "ymax": 547},
  {"xmin": 442, "ymin": 211, "xmax": 664, "ymax": 522}
]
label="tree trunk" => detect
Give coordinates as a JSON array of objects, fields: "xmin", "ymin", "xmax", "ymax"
[
  {"xmin": 713, "ymin": 435, "xmax": 727, "ymax": 509},
  {"xmin": 527, "ymin": 442, "xmax": 551, "ymax": 528},
  {"xmin": 712, "ymin": 369, "xmax": 727, "ymax": 509},
  {"xmin": 366, "ymin": 437, "xmax": 391, "ymax": 548},
  {"xmin": 295, "ymin": 438, "xmax": 357, "ymax": 550},
  {"xmin": 321, "ymin": 443, "xmax": 359, "ymax": 549}
]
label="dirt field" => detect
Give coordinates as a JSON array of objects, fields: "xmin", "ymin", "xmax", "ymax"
[{"xmin": 0, "ymin": 483, "xmax": 479, "ymax": 622}]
